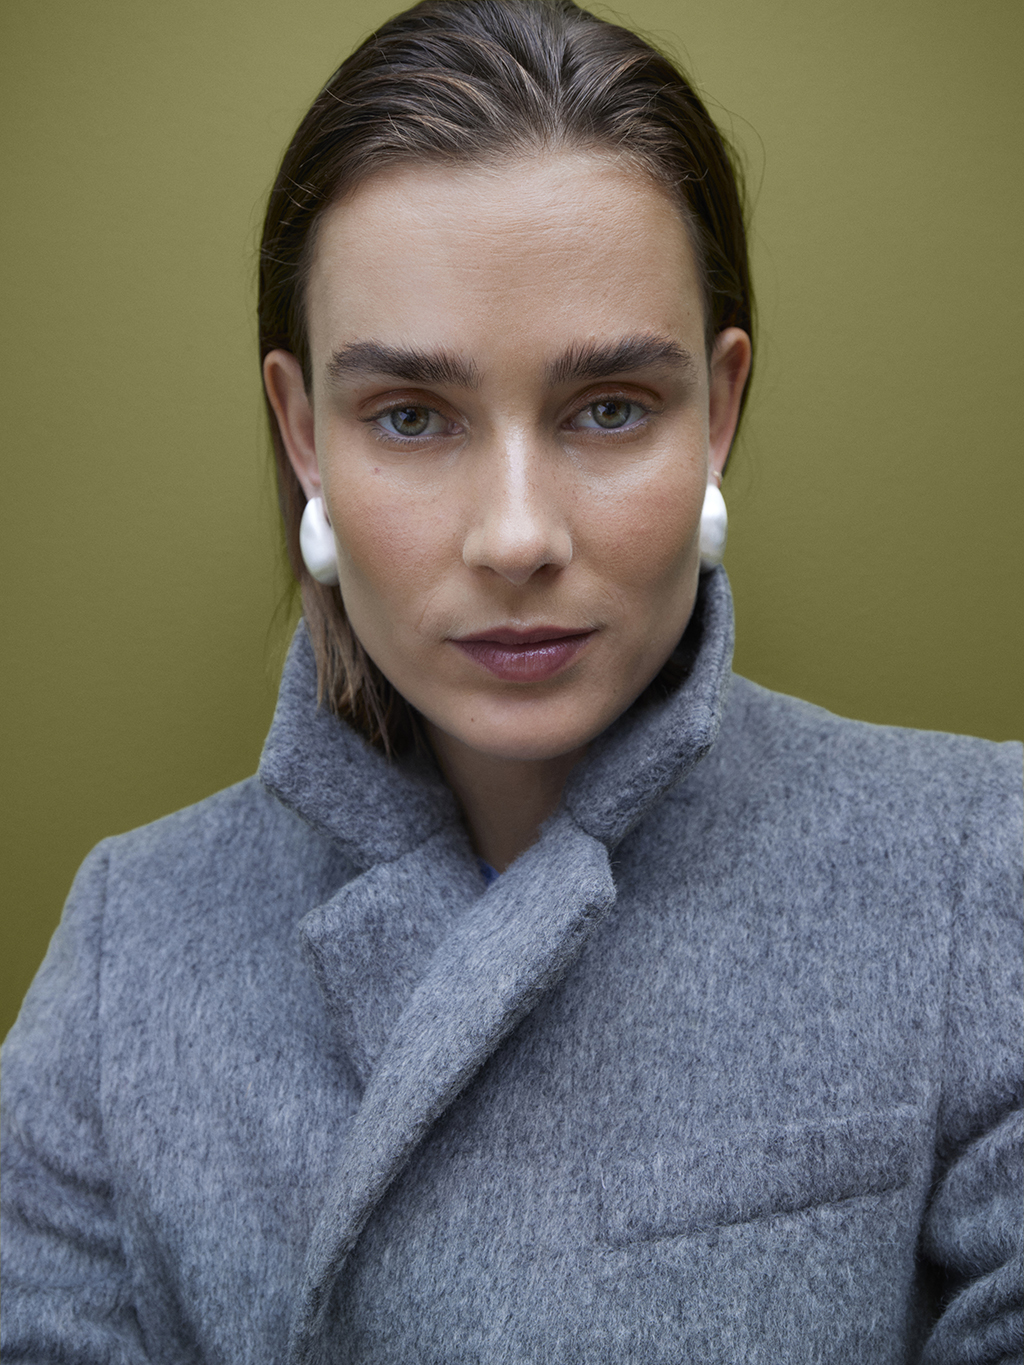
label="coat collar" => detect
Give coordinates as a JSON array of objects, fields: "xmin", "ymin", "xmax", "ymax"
[
  {"xmin": 257, "ymin": 627, "xmax": 458, "ymax": 871},
  {"xmin": 258, "ymin": 566, "xmax": 734, "ymax": 868},
  {"xmin": 262, "ymin": 570, "xmax": 735, "ymax": 1364},
  {"xmin": 564, "ymin": 564, "xmax": 734, "ymax": 848}
]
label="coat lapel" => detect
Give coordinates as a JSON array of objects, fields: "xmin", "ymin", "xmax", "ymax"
[
  {"xmin": 298, "ymin": 826, "xmax": 483, "ymax": 1088},
  {"xmin": 288, "ymin": 815, "xmax": 616, "ymax": 1365}
]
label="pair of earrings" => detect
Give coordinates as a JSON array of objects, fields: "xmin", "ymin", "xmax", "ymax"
[{"xmin": 298, "ymin": 482, "xmax": 728, "ymax": 585}]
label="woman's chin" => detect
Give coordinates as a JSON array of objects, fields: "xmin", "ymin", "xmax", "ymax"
[{"xmin": 419, "ymin": 689, "xmax": 617, "ymax": 767}]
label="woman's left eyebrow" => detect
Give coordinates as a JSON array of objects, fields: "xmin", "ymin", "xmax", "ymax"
[{"xmin": 547, "ymin": 335, "xmax": 696, "ymax": 384}]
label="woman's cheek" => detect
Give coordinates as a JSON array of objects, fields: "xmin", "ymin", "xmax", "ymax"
[
  {"xmin": 586, "ymin": 470, "xmax": 701, "ymax": 593},
  {"xmin": 329, "ymin": 478, "xmax": 450, "ymax": 609}
]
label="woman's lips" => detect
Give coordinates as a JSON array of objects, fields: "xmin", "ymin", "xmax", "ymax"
[{"xmin": 451, "ymin": 628, "xmax": 595, "ymax": 682}]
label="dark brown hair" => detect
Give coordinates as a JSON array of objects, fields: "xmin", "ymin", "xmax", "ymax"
[{"xmin": 259, "ymin": 0, "xmax": 754, "ymax": 752}]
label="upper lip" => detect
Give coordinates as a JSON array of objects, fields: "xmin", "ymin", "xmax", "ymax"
[{"xmin": 452, "ymin": 626, "xmax": 595, "ymax": 646}]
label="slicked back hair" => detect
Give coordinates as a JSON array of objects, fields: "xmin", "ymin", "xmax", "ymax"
[{"xmin": 259, "ymin": 0, "xmax": 754, "ymax": 752}]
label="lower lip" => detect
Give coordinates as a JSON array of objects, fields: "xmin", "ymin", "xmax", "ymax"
[{"xmin": 452, "ymin": 634, "xmax": 594, "ymax": 682}]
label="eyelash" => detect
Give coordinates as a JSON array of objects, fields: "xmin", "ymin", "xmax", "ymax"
[{"xmin": 363, "ymin": 394, "xmax": 653, "ymax": 444}]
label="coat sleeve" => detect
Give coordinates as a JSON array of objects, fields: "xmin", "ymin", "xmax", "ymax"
[
  {"xmin": 920, "ymin": 742, "xmax": 1024, "ymax": 1365},
  {"xmin": 1, "ymin": 843, "xmax": 152, "ymax": 1364}
]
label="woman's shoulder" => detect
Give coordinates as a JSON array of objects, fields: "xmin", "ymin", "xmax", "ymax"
[
  {"xmin": 81, "ymin": 775, "xmax": 356, "ymax": 935},
  {"xmin": 101, "ymin": 774, "xmax": 310, "ymax": 866},
  {"xmin": 707, "ymin": 674, "xmax": 1022, "ymax": 856},
  {"xmin": 723, "ymin": 671, "xmax": 1022, "ymax": 782}
]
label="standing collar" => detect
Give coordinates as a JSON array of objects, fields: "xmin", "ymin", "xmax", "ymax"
[
  {"xmin": 564, "ymin": 566, "xmax": 734, "ymax": 848},
  {"xmin": 258, "ymin": 567, "xmax": 735, "ymax": 868}
]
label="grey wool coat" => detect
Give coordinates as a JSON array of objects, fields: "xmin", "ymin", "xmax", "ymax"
[{"xmin": 2, "ymin": 570, "xmax": 1022, "ymax": 1365}]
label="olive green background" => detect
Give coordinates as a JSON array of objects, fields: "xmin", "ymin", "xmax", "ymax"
[{"xmin": 2, "ymin": 0, "xmax": 1021, "ymax": 1040}]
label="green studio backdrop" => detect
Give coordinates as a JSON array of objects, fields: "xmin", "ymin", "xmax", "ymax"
[{"xmin": 2, "ymin": 0, "xmax": 1021, "ymax": 1040}]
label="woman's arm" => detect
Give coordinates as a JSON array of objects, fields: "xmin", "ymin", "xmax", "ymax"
[
  {"xmin": 1, "ymin": 843, "xmax": 151, "ymax": 1363},
  {"xmin": 919, "ymin": 744, "xmax": 1023, "ymax": 1364}
]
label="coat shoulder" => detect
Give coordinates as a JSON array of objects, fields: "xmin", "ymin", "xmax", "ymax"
[
  {"xmin": 94, "ymin": 776, "xmax": 357, "ymax": 938},
  {"xmin": 652, "ymin": 675, "xmax": 1024, "ymax": 916},
  {"xmin": 102, "ymin": 774, "xmax": 310, "ymax": 864},
  {"xmin": 718, "ymin": 673, "xmax": 1022, "ymax": 818}
]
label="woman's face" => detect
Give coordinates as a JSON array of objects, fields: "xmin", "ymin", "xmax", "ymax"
[{"xmin": 266, "ymin": 151, "xmax": 750, "ymax": 763}]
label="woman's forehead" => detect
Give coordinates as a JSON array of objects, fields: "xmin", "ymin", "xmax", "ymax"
[{"xmin": 306, "ymin": 151, "xmax": 704, "ymax": 366}]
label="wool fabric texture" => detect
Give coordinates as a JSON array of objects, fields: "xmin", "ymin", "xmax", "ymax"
[{"xmin": 2, "ymin": 569, "xmax": 1022, "ymax": 1364}]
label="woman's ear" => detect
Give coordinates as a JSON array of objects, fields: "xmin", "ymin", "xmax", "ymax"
[
  {"xmin": 708, "ymin": 328, "xmax": 752, "ymax": 480},
  {"xmin": 263, "ymin": 350, "xmax": 321, "ymax": 498}
]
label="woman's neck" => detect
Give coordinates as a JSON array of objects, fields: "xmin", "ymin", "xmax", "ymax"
[{"xmin": 424, "ymin": 724, "xmax": 588, "ymax": 873}]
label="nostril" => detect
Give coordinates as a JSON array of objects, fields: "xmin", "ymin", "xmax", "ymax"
[{"xmin": 462, "ymin": 521, "xmax": 572, "ymax": 584}]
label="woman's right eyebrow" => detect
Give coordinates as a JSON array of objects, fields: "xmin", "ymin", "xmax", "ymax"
[{"xmin": 326, "ymin": 342, "xmax": 480, "ymax": 388}]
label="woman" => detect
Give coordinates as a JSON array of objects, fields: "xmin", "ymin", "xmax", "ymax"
[{"xmin": 2, "ymin": 1, "xmax": 1020, "ymax": 1361}]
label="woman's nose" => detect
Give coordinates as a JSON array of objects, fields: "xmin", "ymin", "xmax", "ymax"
[{"xmin": 461, "ymin": 440, "xmax": 573, "ymax": 587}]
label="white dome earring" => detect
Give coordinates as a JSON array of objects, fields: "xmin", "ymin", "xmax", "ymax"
[
  {"xmin": 299, "ymin": 496, "xmax": 340, "ymax": 585},
  {"xmin": 699, "ymin": 481, "xmax": 728, "ymax": 572}
]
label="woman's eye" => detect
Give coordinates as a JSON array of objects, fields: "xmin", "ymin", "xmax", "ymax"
[
  {"xmin": 377, "ymin": 405, "xmax": 447, "ymax": 438},
  {"xmin": 572, "ymin": 399, "xmax": 647, "ymax": 431}
]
